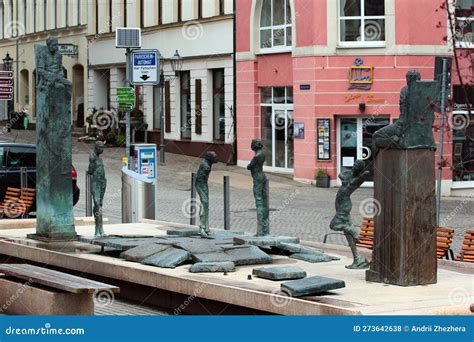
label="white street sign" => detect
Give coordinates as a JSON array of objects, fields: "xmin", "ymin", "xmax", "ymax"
[{"xmin": 131, "ymin": 49, "xmax": 160, "ymax": 85}]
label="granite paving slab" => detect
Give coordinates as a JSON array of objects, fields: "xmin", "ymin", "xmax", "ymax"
[
  {"xmin": 252, "ymin": 266, "xmax": 307, "ymax": 281},
  {"xmin": 191, "ymin": 251, "xmax": 234, "ymax": 264},
  {"xmin": 141, "ymin": 247, "xmax": 191, "ymax": 268},
  {"xmin": 189, "ymin": 262, "xmax": 236, "ymax": 273},
  {"xmin": 233, "ymin": 235, "xmax": 300, "ymax": 247},
  {"xmin": 173, "ymin": 239, "xmax": 225, "ymax": 254},
  {"xmin": 290, "ymin": 253, "xmax": 339, "ymax": 263},
  {"xmin": 224, "ymin": 246, "xmax": 273, "ymax": 265},
  {"xmin": 120, "ymin": 243, "xmax": 170, "ymax": 262},
  {"xmin": 281, "ymin": 276, "xmax": 346, "ymax": 297},
  {"xmin": 79, "ymin": 236, "xmax": 164, "ymax": 251},
  {"xmin": 166, "ymin": 227, "xmax": 201, "ymax": 237},
  {"xmin": 277, "ymin": 242, "xmax": 323, "ymax": 255}
]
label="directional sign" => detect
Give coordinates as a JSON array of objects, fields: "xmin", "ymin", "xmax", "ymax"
[
  {"xmin": 0, "ymin": 71, "xmax": 13, "ymax": 79},
  {"xmin": 0, "ymin": 79, "xmax": 13, "ymax": 85},
  {"xmin": 0, "ymin": 86, "xmax": 13, "ymax": 94},
  {"xmin": 119, "ymin": 103, "xmax": 134, "ymax": 111},
  {"xmin": 117, "ymin": 87, "xmax": 134, "ymax": 96},
  {"xmin": 131, "ymin": 49, "xmax": 159, "ymax": 85},
  {"xmin": 117, "ymin": 95, "xmax": 135, "ymax": 104},
  {"xmin": 0, "ymin": 93, "xmax": 13, "ymax": 100}
]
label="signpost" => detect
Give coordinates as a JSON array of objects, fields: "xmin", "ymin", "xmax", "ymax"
[
  {"xmin": 131, "ymin": 50, "xmax": 160, "ymax": 85},
  {"xmin": 0, "ymin": 71, "xmax": 14, "ymax": 102},
  {"xmin": 117, "ymin": 87, "xmax": 135, "ymax": 111}
]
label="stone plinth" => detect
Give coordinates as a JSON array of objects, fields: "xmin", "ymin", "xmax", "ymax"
[{"xmin": 366, "ymin": 149, "xmax": 437, "ymax": 286}]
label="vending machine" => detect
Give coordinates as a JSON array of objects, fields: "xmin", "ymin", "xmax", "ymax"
[{"xmin": 131, "ymin": 144, "xmax": 157, "ymax": 181}]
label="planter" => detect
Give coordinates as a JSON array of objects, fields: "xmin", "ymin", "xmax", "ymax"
[{"xmin": 316, "ymin": 175, "xmax": 330, "ymax": 188}]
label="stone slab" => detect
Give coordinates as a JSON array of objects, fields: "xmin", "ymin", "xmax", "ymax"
[
  {"xmin": 166, "ymin": 227, "xmax": 201, "ymax": 237},
  {"xmin": 174, "ymin": 239, "xmax": 225, "ymax": 254},
  {"xmin": 233, "ymin": 235, "xmax": 300, "ymax": 247},
  {"xmin": 120, "ymin": 243, "xmax": 170, "ymax": 262},
  {"xmin": 79, "ymin": 236, "xmax": 163, "ymax": 251},
  {"xmin": 252, "ymin": 266, "xmax": 307, "ymax": 281},
  {"xmin": 278, "ymin": 242, "xmax": 323, "ymax": 255},
  {"xmin": 193, "ymin": 246, "xmax": 272, "ymax": 266},
  {"xmin": 141, "ymin": 247, "xmax": 191, "ymax": 269},
  {"xmin": 189, "ymin": 262, "xmax": 236, "ymax": 273},
  {"xmin": 281, "ymin": 276, "xmax": 346, "ymax": 297},
  {"xmin": 290, "ymin": 253, "xmax": 339, "ymax": 263}
]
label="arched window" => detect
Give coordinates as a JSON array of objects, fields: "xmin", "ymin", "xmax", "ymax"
[{"xmin": 260, "ymin": 0, "xmax": 292, "ymax": 51}]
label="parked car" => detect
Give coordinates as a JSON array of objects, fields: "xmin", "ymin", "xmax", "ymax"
[{"xmin": 0, "ymin": 143, "xmax": 80, "ymax": 214}]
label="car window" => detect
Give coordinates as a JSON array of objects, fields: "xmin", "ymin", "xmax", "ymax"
[
  {"xmin": 6, "ymin": 146, "xmax": 36, "ymax": 168},
  {"xmin": 0, "ymin": 147, "xmax": 4, "ymax": 167}
]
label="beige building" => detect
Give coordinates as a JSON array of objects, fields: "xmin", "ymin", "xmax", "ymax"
[
  {"xmin": 87, "ymin": 0, "xmax": 235, "ymax": 162},
  {"xmin": 0, "ymin": 0, "xmax": 88, "ymax": 125}
]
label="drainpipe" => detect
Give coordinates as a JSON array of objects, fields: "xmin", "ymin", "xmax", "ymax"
[{"xmin": 231, "ymin": 0, "xmax": 237, "ymax": 166}]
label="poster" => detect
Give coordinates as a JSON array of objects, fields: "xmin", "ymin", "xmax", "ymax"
[{"xmin": 317, "ymin": 119, "xmax": 331, "ymax": 160}]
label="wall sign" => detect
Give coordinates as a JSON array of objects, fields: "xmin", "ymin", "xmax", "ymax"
[
  {"xmin": 348, "ymin": 58, "xmax": 373, "ymax": 91},
  {"xmin": 300, "ymin": 84, "xmax": 311, "ymax": 91},
  {"xmin": 317, "ymin": 119, "xmax": 331, "ymax": 160},
  {"xmin": 58, "ymin": 44, "xmax": 78, "ymax": 56},
  {"xmin": 294, "ymin": 122, "xmax": 305, "ymax": 139}
]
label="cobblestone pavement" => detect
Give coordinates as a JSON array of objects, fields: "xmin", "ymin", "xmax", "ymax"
[{"xmin": 1, "ymin": 128, "xmax": 473, "ymax": 253}]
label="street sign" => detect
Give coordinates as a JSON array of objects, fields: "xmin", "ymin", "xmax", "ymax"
[
  {"xmin": 0, "ymin": 71, "xmax": 13, "ymax": 79},
  {"xmin": 0, "ymin": 79, "xmax": 13, "ymax": 85},
  {"xmin": 131, "ymin": 49, "xmax": 160, "ymax": 85},
  {"xmin": 0, "ymin": 86, "xmax": 13, "ymax": 93},
  {"xmin": 117, "ymin": 95, "xmax": 135, "ymax": 104},
  {"xmin": 117, "ymin": 87, "xmax": 134, "ymax": 96},
  {"xmin": 119, "ymin": 103, "xmax": 133, "ymax": 111},
  {"xmin": 0, "ymin": 93, "xmax": 13, "ymax": 100},
  {"xmin": 58, "ymin": 44, "xmax": 78, "ymax": 56}
]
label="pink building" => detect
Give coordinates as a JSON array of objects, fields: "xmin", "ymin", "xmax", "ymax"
[{"xmin": 236, "ymin": 0, "xmax": 473, "ymax": 196}]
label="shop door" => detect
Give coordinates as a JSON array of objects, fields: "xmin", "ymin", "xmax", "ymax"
[{"xmin": 269, "ymin": 108, "xmax": 294, "ymax": 171}]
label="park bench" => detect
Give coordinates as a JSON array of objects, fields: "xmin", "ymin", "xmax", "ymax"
[
  {"xmin": 455, "ymin": 230, "xmax": 474, "ymax": 263},
  {"xmin": 0, "ymin": 188, "xmax": 21, "ymax": 218},
  {"xmin": 0, "ymin": 264, "xmax": 119, "ymax": 315},
  {"xmin": 355, "ymin": 219, "xmax": 454, "ymax": 260}
]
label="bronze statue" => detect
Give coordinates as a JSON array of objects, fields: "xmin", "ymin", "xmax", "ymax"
[
  {"xmin": 330, "ymin": 160, "xmax": 370, "ymax": 269},
  {"xmin": 247, "ymin": 139, "xmax": 269, "ymax": 236},
  {"xmin": 34, "ymin": 37, "xmax": 76, "ymax": 241},
  {"xmin": 88, "ymin": 141, "xmax": 107, "ymax": 237},
  {"xmin": 195, "ymin": 151, "xmax": 218, "ymax": 238}
]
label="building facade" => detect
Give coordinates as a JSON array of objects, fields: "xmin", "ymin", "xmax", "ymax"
[
  {"xmin": 87, "ymin": 0, "xmax": 235, "ymax": 163},
  {"xmin": 0, "ymin": 0, "xmax": 88, "ymax": 125},
  {"xmin": 236, "ymin": 0, "xmax": 473, "ymax": 195}
]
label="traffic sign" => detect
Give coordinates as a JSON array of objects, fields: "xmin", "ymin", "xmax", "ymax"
[
  {"xmin": 0, "ymin": 79, "xmax": 13, "ymax": 85},
  {"xmin": 131, "ymin": 49, "xmax": 159, "ymax": 85},
  {"xmin": 117, "ymin": 87, "xmax": 134, "ymax": 96},
  {"xmin": 0, "ymin": 86, "xmax": 13, "ymax": 94},
  {"xmin": 117, "ymin": 95, "xmax": 135, "ymax": 104},
  {"xmin": 0, "ymin": 71, "xmax": 13, "ymax": 79},
  {"xmin": 0, "ymin": 93, "xmax": 13, "ymax": 100},
  {"xmin": 119, "ymin": 103, "xmax": 133, "ymax": 111}
]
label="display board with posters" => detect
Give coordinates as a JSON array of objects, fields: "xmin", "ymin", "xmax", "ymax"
[{"xmin": 317, "ymin": 119, "xmax": 331, "ymax": 160}]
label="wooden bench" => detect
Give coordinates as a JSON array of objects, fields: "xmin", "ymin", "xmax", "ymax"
[
  {"xmin": 356, "ymin": 220, "xmax": 455, "ymax": 260},
  {"xmin": 0, "ymin": 264, "xmax": 119, "ymax": 315},
  {"xmin": 0, "ymin": 188, "xmax": 36, "ymax": 218},
  {"xmin": 455, "ymin": 230, "xmax": 474, "ymax": 263},
  {"xmin": 0, "ymin": 188, "xmax": 21, "ymax": 218}
]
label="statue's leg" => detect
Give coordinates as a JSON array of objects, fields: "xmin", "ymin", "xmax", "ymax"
[
  {"xmin": 96, "ymin": 184, "xmax": 106, "ymax": 236},
  {"xmin": 196, "ymin": 185, "xmax": 210, "ymax": 236},
  {"xmin": 261, "ymin": 178, "xmax": 270, "ymax": 236},
  {"xmin": 344, "ymin": 232, "xmax": 369, "ymax": 269},
  {"xmin": 253, "ymin": 185, "xmax": 265, "ymax": 236}
]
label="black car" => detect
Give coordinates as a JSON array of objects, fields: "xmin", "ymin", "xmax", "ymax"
[{"xmin": 0, "ymin": 143, "xmax": 80, "ymax": 213}]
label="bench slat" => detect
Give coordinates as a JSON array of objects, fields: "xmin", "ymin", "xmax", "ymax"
[{"xmin": 0, "ymin": 264, "xmax": 119, "ymax": 294}]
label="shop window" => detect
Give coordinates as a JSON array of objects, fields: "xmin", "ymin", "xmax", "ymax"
[
  {"xmin": 453, "ymin": 85, "xmax": 474, "ymax": 109},
  {"xmin": 455, "ymin": 0, "xmax": 473, "ymax": 48},
  {"xmin": 213, "ymin": 69, "xmax": 225, "ymax": 141},
  {"xmin": 339, "ymin": 0, "xmax": 385, "ymax": 47},
  {"xmin": 260, "ymin": 0, "xmax": 292, "ymax": 52},
  {"xmin": 453, "ymin": 112, "xmax": 474, "ymax": 182}
]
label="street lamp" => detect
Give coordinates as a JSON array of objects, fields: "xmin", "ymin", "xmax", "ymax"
[
  {"xmin": 159, "ymin": 50, "xmax": 183, "ymax": 165},
  {"xmin": 2, "ymin": 52, "xmax": 13, "ymax": 71}
]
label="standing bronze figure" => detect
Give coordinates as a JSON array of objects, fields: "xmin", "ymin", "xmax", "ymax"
[
  {"xmin": 88, "ymin": 141, "xmax": 107, "ymax": 237},
  {"xmin": 195, "ymin": 151, "xmax": 218, "ymax": 237},
  {"xmin": 330, "ymin": 160, "xmax": 370, "ymax": 269},
  {"xmin": 247, "ymin": 139, "xmax": 269, "ymax": 236}
]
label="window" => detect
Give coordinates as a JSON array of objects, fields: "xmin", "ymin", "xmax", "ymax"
[
  {"xmin": 339, "ymin": 0, "xmax": 385, "ymax": 46},
  {"xmin": 455, "ymin": 0, "xmax": 473, "ymax": 48},
  {"xmin": 260, "ymin": 0, "xmax": 292, "ymax": 51},
  {"xmin": 6, "ymin": 146, "xmax": 36, "ymax": 168},
  {"xmin": 454, "ymin": 85, "xmax": 474, "ymax": 108},
  {"xmin": 180, "ymin": 71, "xmax": 191, "ymax": 139},
  {"xmin": 213, "ymin": 69, "xmax": 225, "ymax": 141},
  {"xmin": 452, "ymin": 111, "xmax": 474, "ymax": 182},
  {"xmin": 0, "ymin": 147, "xmax": 4, "ymax": 167}
]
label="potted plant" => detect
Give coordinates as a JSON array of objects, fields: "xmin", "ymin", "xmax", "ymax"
[{"xmin": 315, "ymin": 168, "xmax": 330, "ymax": 188}]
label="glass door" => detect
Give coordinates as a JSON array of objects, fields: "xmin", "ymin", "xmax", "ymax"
[{"xmin": 266, "ymin": 107, "xmax": 294, "ymax": 170}]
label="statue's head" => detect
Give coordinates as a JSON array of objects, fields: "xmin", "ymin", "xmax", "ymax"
[
  {"xmin": 352, "ymin": 159, "xmax": 366, "ymax": 176},
  {"xmin": 251, "ymin": 139, "xmax": 263, "ymax": 152},
  {"xmin": 205, "ymin": 151, "xmax": 218, "ymax": 164},
  {"xmin": 95, "ymin": 141, "xmax": 105, "ymax": 155},
  {"xmin": 406, "ymin": 71, "xmax": 421, "ymax": 85},
  {"xmin": 46, "ymin": 37, "xmax": 59, "ymax": 53}
]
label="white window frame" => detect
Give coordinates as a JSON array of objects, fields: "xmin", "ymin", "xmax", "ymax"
[
  {"xmin": 455, "ymin": 16, "xmax": 473, "ymax": 48},
  {"xmin": 259, "ymin": 0, "xmax": 293, "ymax": 54},
  {"xmin": 338, "ymin": 0, "xmax": 386, "ymax": 48}
]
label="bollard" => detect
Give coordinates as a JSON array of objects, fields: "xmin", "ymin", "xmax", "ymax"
[
  {"xmin": 190, "ymin": 172, "xmax": 197, "ymax": 225},
  {"xmin": 85, "ymin": 172, "xmax": 92, "ymax": 217},
  {"xmin": 265, "ymin": 178, "xmax": 270, "ymax": 232},
  {"xmin": 224, "ymin": 175, "xmax": 230, "ymax": 230}
]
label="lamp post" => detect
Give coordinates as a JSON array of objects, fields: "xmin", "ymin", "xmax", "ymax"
[
  {"xmin": 3, "ymin": 53, "xmax": 13, "ymax": 131},
  {"xmin": 159, "ymin": 50, "xmax": 183, "ymax": 165}
]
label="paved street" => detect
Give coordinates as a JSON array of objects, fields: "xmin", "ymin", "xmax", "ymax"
[{"xmin": 1, "ymin": 127, "xmax": 473, "ymax": 252}]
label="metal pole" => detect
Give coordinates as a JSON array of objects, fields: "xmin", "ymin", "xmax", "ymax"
[
  {"xmin": 159, "ymin": 73, "xmax": 166, "ymax": 165},
  {"xmin": 20, "ymin": 167, "xmax": 27, "ymax": 189},
  {"xmin": 85, "ymin": 171, "xmax": 92, "ymax": 217},
  {"xmin": 190, "ymin": 172, "xmax": 196, "ymax": 225},
  {"xmin": 125, "ymin": 48, "xmax": 131, "ymax": 168},
  {"xmin": 436, "ymin": 58, "xmax": 447, "ymax": 227},
  {"xmin": 224, "ymin": 175, "xmax": 230, "ymax": 230}
]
